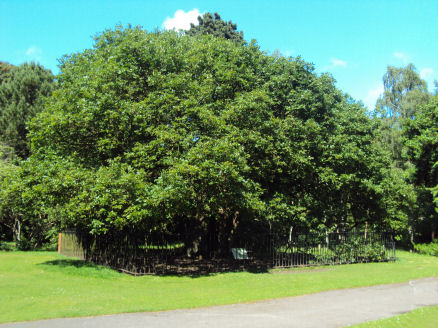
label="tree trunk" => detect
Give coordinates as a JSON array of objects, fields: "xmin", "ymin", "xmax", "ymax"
[
  {"xmin": 409, "ymin": 225, "xmax": 414, "ymax": 244},
  {"xmin": 364, "ymin": 221, "xmax": 368, "ymax": 242},
  {"xmin": 288, "ymin": 226, "xmax": 293, "ymax": 243},
  {"xmin": 216, "ymin": 209, "xmax": 239, "ymax": 258},
  {"xmin": 185, "ymin": 206, "xmax": 206, "ymax": 258},
  {"xmin": 13, "ymin": 216, "xmax": 21, "ymax": 242}
]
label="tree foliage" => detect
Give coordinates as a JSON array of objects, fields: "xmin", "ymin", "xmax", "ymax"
[
  {"xmin": 404, "ymin": 95, "xmax": 438, "ymax": 187},
  {"xmin": 374, "ymin": 64, "xmax": 430, "ymax": 168},
  {"xmin": 374, "ymin": 64, "xmax": 437, "ymax": 242},
  {"xmin": 0, "ymin": 61, "xmax": 14, "ymax": 84},
  {"xmin": 376, "ymin": 64, "xmax": 429, "ymax": 121},
  {"xmin": 0, "ymin": 62, "xmax": 55, "ymax": 244},
  {"xmin": 186, "ymin": 12, "xmax": 244, "ymax": 44},
  {"xmin": 403, "ymin": 95, "xmax": 438, "ymax": 240},
  {"xmin": 0, "ymin": 62, "xmax": 55, "ymax": 159},
  {"xmin": 2, "ymin": 26, "xmax": 411, "ymax": 252}
]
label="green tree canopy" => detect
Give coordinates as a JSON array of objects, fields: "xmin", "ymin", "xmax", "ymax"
[
  {"xmin": 404, "ymin": 95, "xmax": 438, "ymax": 188},
  {"xmin": 23, "ymin": 26, "xmax": 408, "ymax": 254},
  {"xmin": 376, "ymin": 64, "xmax": 430, "ymax": 121},
  {"xmin": 0, "ymin": 61, "xmax": 14, "ymax": 84},
  {"xmin": 0, "ymin": 62, "xmax": 55, "ymax": 159},
  {"xmin": 373, "ymin": 64, "xmax": 430, "ymax": 169},
  {"xmin": 186, "ymin": 12, "xmax": 244, "ymax": 44},
  {"xmin": 403, "ymin": 95, "xmax": 438, "ymax": 240}
]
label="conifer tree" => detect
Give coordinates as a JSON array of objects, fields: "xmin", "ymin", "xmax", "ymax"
[
  {"xmin": 186, "ymin": 12, "xmax": 244, "ymax": 44},
  {"xmin": 0, "ymin": 62, "xmax": 54, "ymax": 158}
]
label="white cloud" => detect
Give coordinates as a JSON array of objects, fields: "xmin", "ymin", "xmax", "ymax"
[
  {"xmin": 282, "ymin": 50, "xmax": 294, "ymax": 57},
  {"xmin": 163, "ymin": 9, "xmax": 201, "ymax": 30},
  {"xmin": 363, "ymin": 85, "xmax": 384, "ymax": 110},
  {"xmin": 320, "ymin": 58, "xmax": 348, "ymax": 71},
  {"xmin": 393, "ymin": 51, "xmax": 408, "ymax": 64},
  {"xmin": 330, "ymin": 58, "xmax": 347, "ymax": 67},
  {"xmin": 25, "ymin": 46, "xmax": 43, "ymax": 61},
  {"xmin": 420, "ymin": 67, "xmax": 434, "ymax": 79}
]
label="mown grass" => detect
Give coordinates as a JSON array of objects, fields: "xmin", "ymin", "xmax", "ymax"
[
  {"xmin": 347, "ymin": 306, "xmax": 438, "ymax": 328},
  {"xmin": 1, "ymin": 250, "xmax": 438, "ymax": 323}
]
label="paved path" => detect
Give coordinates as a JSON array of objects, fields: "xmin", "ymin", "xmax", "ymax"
[{"xmin": 3, "ymin": 277, "xmax": 438, "ymax": 328}]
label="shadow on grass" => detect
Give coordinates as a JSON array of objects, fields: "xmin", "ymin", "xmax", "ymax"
[
  {"xmin": 37, "ymin": 258, "xmax": 270, "ymax": 277},
  {"xmin": 38, "ymin": 259, "xmax": 109, "ymax": 271},
  {"xmin": 141, "ymin": 259, "xmax": 270, "ymax": 278}
]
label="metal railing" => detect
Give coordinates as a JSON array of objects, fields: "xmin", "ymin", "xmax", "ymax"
[
  {"xmin": 271, "ymin": 230, "xmax": 396, "ymax": 267},
  {"xmin": 58, "ymin": 228, "xmax": 396, "ymax": 275}
]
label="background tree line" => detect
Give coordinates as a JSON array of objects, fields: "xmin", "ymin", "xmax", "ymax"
[
  {"xmin": 373, "ymin": 63, "xmax": 437, "ymax": 243},
  {"xmin": 0, "ymin": 13, "xmax": 436, "ymax": 253}
]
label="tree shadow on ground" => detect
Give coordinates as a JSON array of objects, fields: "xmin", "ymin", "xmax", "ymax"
[
  {"xmin": 38, "ymin": 259, "xmax": 109, "ymax": 271},
  {"xmin": 137, "ymin": 259, "xmax": 271, "ymax": 277},
  {"xmin": 38, "ymin": 258, "xmax": 270, "ymax": 277}
]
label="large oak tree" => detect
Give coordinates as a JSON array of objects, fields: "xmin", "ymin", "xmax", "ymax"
[{"xmin": 6, "ymin": 26, "xmax": 408, "ymax": 254}]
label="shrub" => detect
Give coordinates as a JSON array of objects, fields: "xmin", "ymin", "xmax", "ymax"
[
  {"xmin": 414, "ymin": 241, "xmax": 438, "ymax": 256},
  {"xmin": 0, "ymin": 241, "xmax": 16, "ymax": 251}
]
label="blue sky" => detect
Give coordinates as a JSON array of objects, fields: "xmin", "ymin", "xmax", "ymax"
[{"xmin": 1, "ymin": 0, "xmax": 437, "ymax": 109}]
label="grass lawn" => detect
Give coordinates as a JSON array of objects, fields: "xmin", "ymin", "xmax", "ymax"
[
  {"xmin": 1, "ymin": 250, "xmax": 438, "ymax": 323},
  {"xmin": 347, "ymin": 306, "xmax": 438, "ymax": 328}
]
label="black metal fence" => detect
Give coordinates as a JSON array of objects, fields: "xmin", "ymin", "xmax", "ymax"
[
  {"xmin": 58, "ymin": 228, "xmax": 395, "ymax": 275},
  {"xmin": 271, "ymin": 230, "xmax": 396, "ymax": 267}
]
